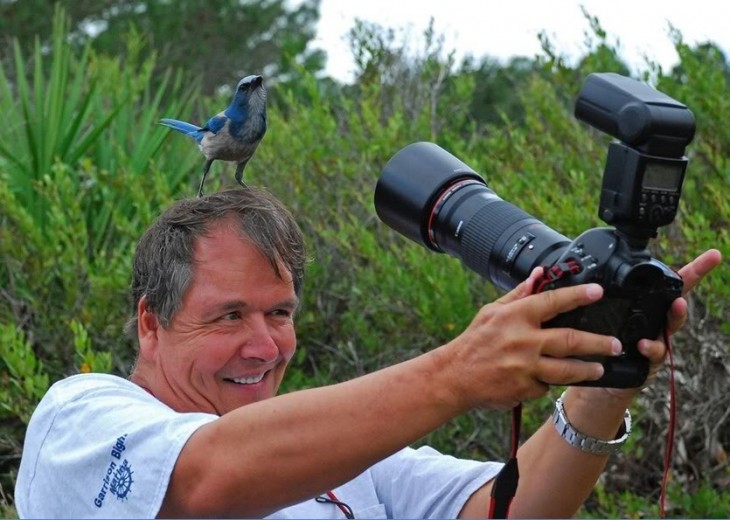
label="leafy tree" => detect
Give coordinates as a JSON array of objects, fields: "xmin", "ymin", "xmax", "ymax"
[
  {"xmin": 0, "ymin": 0, "xmax": 324, "ymax": 94},
  {"xmin": 461, "ymin": 55, "xmax": 539, "ymax": 127}
]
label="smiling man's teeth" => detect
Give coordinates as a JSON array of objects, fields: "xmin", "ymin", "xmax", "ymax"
[{"xmin": 230, "ymin": 374, "xmax": 265, "ymax": 385}]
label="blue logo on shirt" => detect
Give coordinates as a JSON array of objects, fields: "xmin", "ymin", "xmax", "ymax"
[
  {"xmin": 94, "ymin": 434, "xmax": 134, "ymax": 508},
  {"xmin": 111, "ymin": 459, "xmax": 134, "ymax": 499}
]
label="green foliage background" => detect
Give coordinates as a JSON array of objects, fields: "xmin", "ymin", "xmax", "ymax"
[{"xmin": 0, "ymin": 6, "xmax": 728, "ymax": 519}]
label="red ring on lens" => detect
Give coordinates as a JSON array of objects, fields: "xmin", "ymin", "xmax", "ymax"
[{"xmin": 427, "ymin": 178, "xmax": 483, "ymax": 250}]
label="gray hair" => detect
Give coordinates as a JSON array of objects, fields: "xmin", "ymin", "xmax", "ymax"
[{"xmin": 124, "ymin": 187, "xmax": 306, "ymax": 340}]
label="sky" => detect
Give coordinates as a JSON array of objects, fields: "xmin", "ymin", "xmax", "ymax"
[{"xmin": 313, "ymin": 0, "xmax": 729, "ymax": 83}]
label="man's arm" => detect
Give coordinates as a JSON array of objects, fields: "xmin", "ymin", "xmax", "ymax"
[
  {"xmin": 157, "ymin": 270, "xmax": 619, "ymax": 518},
  {"xmin": 161, "ymin": 250, "xmax": 720, "ymax": 519}
]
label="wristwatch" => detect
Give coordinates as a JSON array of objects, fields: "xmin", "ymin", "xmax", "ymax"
[{"xmin": 552, "ymin": 391, "xmax": 631, "ymax": 456}]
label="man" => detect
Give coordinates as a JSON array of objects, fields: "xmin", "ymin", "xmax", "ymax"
[{"xmin": 15, "ymin": 188, "xmax": 721, "ymax": 518}]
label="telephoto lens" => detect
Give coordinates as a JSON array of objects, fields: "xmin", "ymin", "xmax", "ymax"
[{"xmin": 374, "ymin": 141, "xmax": 571, "ymax": 290}]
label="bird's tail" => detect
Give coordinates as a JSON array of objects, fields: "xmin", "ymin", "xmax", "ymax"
[{"xmin": 159, "ymin": 118, "xmax": 202, "ymax": 136}]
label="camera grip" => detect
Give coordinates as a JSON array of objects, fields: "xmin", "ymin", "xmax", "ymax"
[
  {"xmin": 574, "ymin": 355, "xmax": 650, "ymax": 388},
  {"xmin": 543, "ymin": 296, "xmax": 668, "ymax": 388}
]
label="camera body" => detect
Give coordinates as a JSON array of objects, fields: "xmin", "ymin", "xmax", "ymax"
[{"xmin": 374, "ymin": 73, "xmax": 695, "ymax": 388}]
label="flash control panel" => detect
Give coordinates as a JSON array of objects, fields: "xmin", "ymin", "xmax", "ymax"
[{"xmin": 638, "ymin": 190, "xmax": 679, "ymax": 226}]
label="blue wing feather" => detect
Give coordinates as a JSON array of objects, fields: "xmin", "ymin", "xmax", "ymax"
[
  {"xmin": 203, "ymin": 115, "xmax": 228, "ymax": 134},
  {"xmin": 159, "ymin": 118, "xmax": 201, "ymax": 135}
]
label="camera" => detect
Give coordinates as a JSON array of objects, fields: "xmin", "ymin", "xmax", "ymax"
[{"xmin": 374, "ymin": 72, "xmax": 695, "ymax": 388}]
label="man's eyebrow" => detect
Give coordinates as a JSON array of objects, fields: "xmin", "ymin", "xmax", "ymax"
[
  {"xmin": 201, "ymin": 299, "xmax": 246, "ymax": 319},
  {"xmin": 216, "ymin": 300, "xmax": 247, "ymax": 312},
  {"xmin": 213, "ymin": 298, "xmax": 300, "ymax": 313},
  {"xmin": 276, "ymin": 297, "xmax": 300, "ymax": 311}
]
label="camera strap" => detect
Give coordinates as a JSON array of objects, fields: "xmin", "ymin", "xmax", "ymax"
[
  {"xmin": 487, "ymin": 262, "xmax": 581, "ymax": 519},
  {"xmin": 534, "ymin": 261, "xmax": 582, "ymax": 293},
  {"xmin": 487, "ymin": 261, "xmax": 678, "ymax": 519},
  {"xmin": 488, "ymin": 404, "xmax": 522, "ymax": 518}
]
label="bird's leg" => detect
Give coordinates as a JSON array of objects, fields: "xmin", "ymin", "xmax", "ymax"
[
  {"xmin": 198, "ymin": 159, "xmax": 214, "ymax": 197},
  {"xmin": 234, "ymin": 161, "xmax": 248, "ymax": 188}
]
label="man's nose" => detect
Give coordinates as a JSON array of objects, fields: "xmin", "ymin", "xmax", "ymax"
[{"xmin": 239, "ymin": 315, "xmax": 279, "ymax": 362}]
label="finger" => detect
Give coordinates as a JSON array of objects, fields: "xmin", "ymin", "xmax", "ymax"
[
  {"xmin": 665, "ymin": 296, "xmax": 688, "ymax": 336},
  {"xmin": 522, "ymin": 282, "xmax": 604, "ymax": 323},
  {"xmin": 539, "ymin": 327, "xmax": 622, "ymax": 359},
  {"xmin": 495, "ymin": 266, "xmax": 544, "ymax": 305},
  {"xmin": 637, "ymin": 337, "xmax": 667, "ymax": 365},
  {"xmin": 678, "ymin": 249, "xmax": 722, "ymax": 296},
  {"xmin": 523, "ymin": 380, "xmax": 552, "ymax": 402},
  {"xmin": 536, "ymin": 357, "xmax": 605, "ymax": 385}
]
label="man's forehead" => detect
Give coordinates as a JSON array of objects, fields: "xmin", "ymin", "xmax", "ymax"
[{"xmin": 194, "ymin": 219, "xmax": 293, "ymax": 282}]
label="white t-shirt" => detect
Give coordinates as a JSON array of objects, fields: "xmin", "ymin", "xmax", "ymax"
[{"xmin": 15, "ymin": 373, "xmax": 502, "ymax": 518}]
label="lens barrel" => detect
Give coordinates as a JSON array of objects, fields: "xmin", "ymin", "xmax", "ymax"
[
  {"xmin": 375, "ymin": 142, "xmax": 571, "ymax": 290},
  {"xmin": 374, "ymin": 142, "xmax": 483, "ymax": 250}
]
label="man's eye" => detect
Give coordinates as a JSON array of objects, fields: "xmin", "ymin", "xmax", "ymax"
[{"xmin": 222, "ymin": 311, "xmax": 241, "ymax": 321}]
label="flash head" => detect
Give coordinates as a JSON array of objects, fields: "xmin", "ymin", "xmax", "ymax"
[{"xmin": 574, "ymin": 72, "xmax": 696, "ymax": 157}]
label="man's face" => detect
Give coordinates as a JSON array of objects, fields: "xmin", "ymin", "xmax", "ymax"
[{"xmin": 139, "ymin": 218, "xmax": 298, "ymax": 415}]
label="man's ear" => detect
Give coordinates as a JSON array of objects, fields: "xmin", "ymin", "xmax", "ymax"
[{"xmin": 138, "ymin": 296, "xmax": 160, "ymax": 359}]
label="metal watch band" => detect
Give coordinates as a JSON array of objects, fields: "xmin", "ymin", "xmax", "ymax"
[{"xmin": 552, "ymin": 391, "xmax": 631, "ymax": 456}]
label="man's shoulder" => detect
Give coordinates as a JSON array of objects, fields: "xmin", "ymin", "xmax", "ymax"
[
  {"xmin": 16, "ymin": 376, "xmax": 212, "ymax": 518},
  {"xmin": 39, "ymin": 372, "xmax": 134, "ymax": 406},
  {"xmin": 50, "ymin": 372, "xmax": 133, "ymax": 392},
  {"xmin": 34, "ymin": 373, "xmax": 156, "ymax": 424}
]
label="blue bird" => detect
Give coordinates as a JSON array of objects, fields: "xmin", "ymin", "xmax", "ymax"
[{"xmin": 159, "ymin": 74, "xmax": 267, "ymax": 197}]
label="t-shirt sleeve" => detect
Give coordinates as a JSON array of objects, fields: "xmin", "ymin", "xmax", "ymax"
[
  {"xmin": 15, "ymin": 376, "xmax": 218, "ymax": 519},
  {"xmin": 370, "ymin": 445, "xmax": 504, "ymax": 519}
]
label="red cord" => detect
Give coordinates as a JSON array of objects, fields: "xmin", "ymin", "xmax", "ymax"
[
  {"xmin": 659, "ymin": 329, "xmax": 676, "ymax": 518},
  {"xmin": 326, "ymin": 490, "xmax": 353, "ymax": 518},
  {"xmin": 511, "ymin": 403, "xmax": 522, "ymax": 458},
  {"xmin": 534, "ymin": 261, "xmax": 582, "ymax": 293}
]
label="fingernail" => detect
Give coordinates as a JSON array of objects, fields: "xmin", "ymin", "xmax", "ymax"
[
  {"xmin": 611, "ymin": 338, "xmax": 622, "ymax": 355},
  {"xmin": 586, "ymin": 284, "xmax": 602, "ymax": 300}
]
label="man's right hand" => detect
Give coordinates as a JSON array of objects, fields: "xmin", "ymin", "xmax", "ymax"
[{"xmin": 438, "ymin": 276, "xmax": 620, "ymax": 411}]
